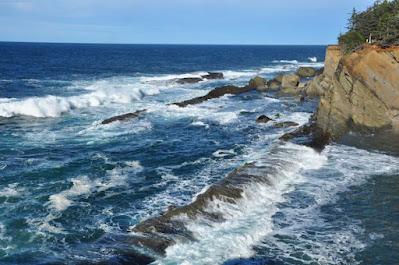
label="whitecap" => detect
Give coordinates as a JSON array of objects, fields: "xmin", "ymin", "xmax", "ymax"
[
  {"xmin": 48, "ymin": 167, "xmax": 130, "ymax": 212},
  {"xmin": 0, "ymin": 77, "xmax": 161, "ymax": 118},
  {"xmin": 191, "ymin": 121, "xmax": 210, "ymax": 129},
  {"xmin": 272, "ymin": 59, "xmax": 299, "ymax": 64},
  {"xmin": 0, "ymin": 184, "xmax": 23, "ymax": 198},
  {"xmin": 124, "ymin": 160, "xmax": 143, "ymax": 171},
  {"xmin": 0, "ymin": 162, "xmax": 7, "ymax": 170},
  {"xmin": 158, "ymin": 143, "xmax": 327, "ymax": 265},
  {"xmin": 212, "ymin": 149, "xmax": 236, "ymax": 158}
]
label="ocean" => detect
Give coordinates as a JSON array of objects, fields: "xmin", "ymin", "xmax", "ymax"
[{"xmin": 0, "ymin": 42, "xmax": 398, "ymax": 265}]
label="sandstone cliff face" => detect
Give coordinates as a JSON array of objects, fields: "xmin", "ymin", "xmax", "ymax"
[
  {"xmin": 315, "ymin": 45, "xmax": 399, "ymax": 139},
  {"xmin": 304, "ymin": 45, "xmax": 342, "ymax": 97}
]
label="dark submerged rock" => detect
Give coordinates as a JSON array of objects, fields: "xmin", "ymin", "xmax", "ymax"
[
  {"xmin": 128, "ymin": 161, "xmax": 277, "ymax": 256},
  {"xmin": 173, "ymin": 85, "xmax": 254, "ymax": 107},
  {"xmin": 176, "ymin": 77, "xmax": 203, "ymax": 84},
  {"xmin": 201, "ymin": 72, "xmax": 224, "ymax": 80},
  {"xmin": 256, "ymin": 115, "xmax": 273, "ymax": 124},
  {"xmin": 274, "ymin": 121, "xmax": 300, "ymax": 128},
  {"xmin": 280, "ymin": 123, "xmax": 331, "ymax": 152},
  {"xmin": 101, "ymin": 110, "xmax": 146, "ymax": 125}
]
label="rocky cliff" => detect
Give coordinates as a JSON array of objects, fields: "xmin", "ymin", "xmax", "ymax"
[
  {"xmin": 313, "ymin": 45, "xmax": 399, "ymax": 140},
  {"xmin": 304, "ymin": 45, "xmax": 342, "ymax": 97}
]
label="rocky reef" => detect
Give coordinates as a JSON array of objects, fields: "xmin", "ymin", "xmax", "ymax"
[{"xmin": 104, "ymin": 44, "xmax": 399, "ymax": 263}]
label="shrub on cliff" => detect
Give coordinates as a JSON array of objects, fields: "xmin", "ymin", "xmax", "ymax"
[{"xmin": 338, "ymin": 31, "xmax": 365, "ymax": 53}]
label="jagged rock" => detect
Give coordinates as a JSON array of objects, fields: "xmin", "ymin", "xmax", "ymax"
[
  {"xmin": 303, "ymin": 46, "xmax": 343, "ymax": 97},
  {"xmin": 248, "ymin": 76, "xmax": 268, "ymax": 92},
  {"xmin": 296, "ymin": 67, "xmax": 317, "ymax": 78},
  {"xmin": 275, "ymin": 74, "xmax": 284, "ymax": 83},
  {"xmin": 174, "ymin": 85, "xmax": 254, "ymax": 107},
  {"xmin": 280, "ymin": 123, "xmax": 331, "ymax": 151},
  {"xmin": 298, "ymin": 82, "xmax": 307, "ymax": 91},
  {"xmin": 323, "ymin": 45, "xmax": 343, "ymax": 77},
  {"xmin": 274, "ymin": 121, "xmax": 299, "ymax": 128},
  {"xmin": 256, "ymin": 115, "xmax": 273, "ymax": 123},
  {"xmin": 101, "ymin": 110, "xmax": 146, "ymax": 125},
  {"xmin": 267, "ymin": 79, "xmax": 281, "ymax": 90},
  {"xmin": 129, "ymin": 144, "xmax": 296, "ymax": 257},
  {"xmin": 314, "ymin": 45, "xmax": 399, "ymax": 140},
  {"xmin": 201, "ymin": 72, "xmax": 224, "ymax": 80},
  {"xmin": 176, "ymin": 77, "xmax": 203, "ymax": 84}
]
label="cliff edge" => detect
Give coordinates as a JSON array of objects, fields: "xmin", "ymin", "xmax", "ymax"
[{"xmin": 312, "ymin": 45, "xmax": 399, "ymax": 140}]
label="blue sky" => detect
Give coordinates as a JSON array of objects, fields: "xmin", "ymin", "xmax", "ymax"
[{"xmin": 0, "ymin": 0, "xmax": 375, "ymax": 45}]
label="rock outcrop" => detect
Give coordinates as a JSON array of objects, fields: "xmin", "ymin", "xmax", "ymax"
[
  {"xmin": 174, "ymin": 85, "xmax": 254, "ymax": 107},
  {"xmin": 280, "ymin": 74, "xmax": 300, "ymax": 95},
  {"xmin": 267, "ymin": 79, "xmax": 281, "ymax": 90},
  {"xmin": 256, "ymin": 115, "xmax": 273, "ymax": 123},
  {"xmin": 248, "ymin": 76, "xmax": 268, "ymax": 92},
  {"xmin": 314, "ymin": 45, "xmax": 399, "ymax": 139},
  {"xmin": 175, "ymin": 72, "xmax": 224, "ymax": 84},
  {"xmin": 202, "ymin": 72, "xmax": 224, "ymax": 80},
  {"xmin": 101, "ymin": 110, "xmax": 146, "ymax": 125},
  {"xmin": 304, "ymin": 45, "xmax": 342, "ymax": 97},
  {"xmin": 176, "ymin": 77, "xmax": 203, "ymax": 84},
  {"xmin": 296, "ymin": 67, "xmax": 317, "ymax": 78}
]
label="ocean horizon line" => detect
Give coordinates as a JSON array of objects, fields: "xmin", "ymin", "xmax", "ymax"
[{"xmin": 0, "ymin": 40, "xmax": 329, "ymax": 46}]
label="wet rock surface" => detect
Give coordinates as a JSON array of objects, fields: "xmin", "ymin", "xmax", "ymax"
[
  {"xmin": 248, "ymin": 76, "xmax": 268, "ymax": 92},
  {"xmin": 201, "ymin": 72, "xmax": 224, "ymax": 80},
  {"xmin": 256, "ymin": 115, "xmax": 273, "ymax": 124},
  {"xmin": 174, "ymin": 85, "xmax": 254, "ymax": 107},
  {"xmin": 274, "ymin": 121, "xmax": 299, "ymax": 128},
  {"xmin": 101, "ymin": 110, "xmax": 146, "ymax": 125},
  {"xmin": 176, "ymin": 77, "xmax": 203, "ymax": 84}
]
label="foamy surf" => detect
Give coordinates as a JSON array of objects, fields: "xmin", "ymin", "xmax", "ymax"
[
  {"xmin": 154, "ymin": 143, "xmax": 327, "ymax": 265},
  {"xmin": 152, "ymin": 143, "xmax": 399, "ymax": 265},
  {"xmin": 0, "ymin": 79, "xmax": 160, "ymax": 118}
]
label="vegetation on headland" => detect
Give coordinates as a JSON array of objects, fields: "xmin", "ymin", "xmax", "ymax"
[{"xmin": 339, "ymin": 0, "xmax": 399, "ymax": 52}]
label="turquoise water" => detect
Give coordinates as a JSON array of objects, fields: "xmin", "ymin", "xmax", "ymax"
[{"xmin": 0, "ymin": 43, "xmax": 398, "ymax": 265}]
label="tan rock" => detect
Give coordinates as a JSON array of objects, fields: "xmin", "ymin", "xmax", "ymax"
[
  {"xmin": 281, "ymin": 74, "xmax": 300, "ymax": 89},
  {"xmin": 267, "ymin": 79, "xmax": 281, "ymax": 90},
  {"xmin": 302, "ymin": 46, "xmax": 343, "ymax": 98},
  {"xmin": 248, "ymin": 76, "xmax": 268, "ymax": 92},
  {"xmin": 315, "ymin": 45, "xmax": 399, "ymax": 139},
  {"xmin": 297, "ymin": 67, "xmax": 317, "ymax": 78},
  {"xmin": 323, "ymin": 45, "xmax": 343, "ymax": 77}
]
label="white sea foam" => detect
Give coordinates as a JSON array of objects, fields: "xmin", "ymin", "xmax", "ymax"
[
  {"xmin": 48, "ymin": 165, "xmax": 135, "ymax": 212},
  {"xmin": 191, "ymin": 121, "xmax": 210, "ymax": 129},
  {"xmin": 49, "ymin": 177, "xmax": 93, "ymax": 211},
  {"xmin": 125, "ymin": 160, "xmax": 143, "ymax": 170},
  {"xmin": 0, "ymin": 184, "xmax": 23, "ymax": 198},
  {"xmin": 212, "ymin": 149, "xmax": 236, "ymax": 158},
  {"xmin": 157, "ymin": 143, "xmax": 327, "ymax": 265},
  {"xmin": 0, "ymin": 77, "xmax": 160, "ymax": 118},
  {"xmin": 255, "ymin": 144, "xmax": 399, "ymax": 264},
  {"xmin": 308, "ymin": 56, "xmax": 318, "ymax": 62},
  {"xmin": 140, "ymin": 72, "xmax": 209, "ymax": 83},
  {"xmin": 156, "ymin": 143, "xmax": 399, "ymax": 265},
  {"xmin": 0, "ymin": 162, "xmax": 7, "ymax": 170}
]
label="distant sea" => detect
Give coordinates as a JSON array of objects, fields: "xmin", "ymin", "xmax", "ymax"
[{"xmin": 0, "ymin": 42, "xmax": 398, "ymax": 265}]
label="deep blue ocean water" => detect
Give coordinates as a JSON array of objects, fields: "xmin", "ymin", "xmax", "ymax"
[{"xmin": 0, "ymin": 42, "xmax": 398, "ymax": 265}]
